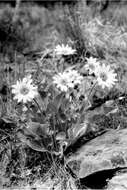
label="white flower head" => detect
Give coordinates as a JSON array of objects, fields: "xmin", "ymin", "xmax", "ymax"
[
  {"xmin": 54, "ymin": 44, "xmax": 76, "ymax": 56},
  {"xmin": 53, "ymin": 72, "xmax": 69, "ymax": 92},
  {"xmin": 65, "ymin": 69, "xmax": 83, "ymax": 87},
  {"xmin": 95, "ymin": 64, "xmax": 117, "ymax": 89},
  {"xmin": 12, "ymin": 75, "xmax": 38, "ymax": 103},
  {"xmin": 85, "ymin": 57, "xmax": 100, "ymax": 74},
  {"xmin": 53, "ymin": 69, "xmax": 83, "ymax": 92}
]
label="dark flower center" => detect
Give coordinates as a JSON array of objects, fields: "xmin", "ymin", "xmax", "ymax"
[
  {"xmin": 20, "ymin": 86, "xmax": 29, "ymax": 95},
  {"xmin": 61, "ymin": 79, "xmax": 68, "ymax": 86},
  {"xmin": 89, "ymin": 64, "xmax": 95, "ymax": 70},
  {"xmin": 100, "ymin": 72, "xmax": 108, "ymax": 82}
]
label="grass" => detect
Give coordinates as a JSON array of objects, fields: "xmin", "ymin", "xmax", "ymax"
[{"xmin": 0, "ymin": 0, "xmax": 127, "ymax": 189}]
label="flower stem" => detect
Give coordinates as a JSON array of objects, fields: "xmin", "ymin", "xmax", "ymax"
[
  {"xmin": 33, "ymin": 98, "xmax": 44, "ymax": 117},
  {"xmin": 88, "ymin": 81, "xmax": 97, "ymax": 98},
  {"xmin": 78, "ymin": 81, "xmax": 97, "ymax": 123}
]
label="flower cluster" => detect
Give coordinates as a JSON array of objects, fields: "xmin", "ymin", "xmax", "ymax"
[
  {"xmin": 54, "ymin": 44, "xmax": 76, "ymax": 56},
  {"xmin": 85, "ymin": 57, "xmax": 118, "ymax": 89},
  {"xmin": 12, "ymin": 75, "xmax": 38, "ymax": 103},
  {"xmin": 53, "ymin": 69, "xmax": 83, "ymax": 92},
  {"xmin": 11, "ymin": 44, "xmax": 118, "ymax": 105}
]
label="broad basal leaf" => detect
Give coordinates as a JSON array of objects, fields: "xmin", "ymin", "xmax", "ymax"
[
  {"xmin": 46, "ymin": 92, "xmax": 65, "ymax": 113},
  {"xmin": 17, "ymin": 130, "xmax": 48, "ymax": 152},
  {"xmin": 17, "ymin": 122, "xmax": 52, "ymax": 152},
  {"xmin": 72, "ymin": 121, "xmax": 88, "ymax": 139},
  {"xmin": 26, "ymin": 122, "xmax": 50, "ymax": 138}
]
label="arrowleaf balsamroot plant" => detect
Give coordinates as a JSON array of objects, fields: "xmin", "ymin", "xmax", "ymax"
[{"xmin": 11, "ymin": 50, "xmax": 118, "ymax": 160}]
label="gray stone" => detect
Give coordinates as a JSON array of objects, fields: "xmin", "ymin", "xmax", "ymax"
[{"xmin": 66, "ymin": 129, "xmax": 127, "ymax": 178}]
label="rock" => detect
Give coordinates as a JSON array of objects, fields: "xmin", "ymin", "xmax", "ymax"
[
  {"xmin": 65, "ymin": 129, "xmax": 127, "ymax": 178},
  {"xmin": 107, "ymin": 172, "xmax": 127, "ymax": 190},
  {"xmin": 76, "ymin": 167, "xmax": 127, "ymax": 189}
]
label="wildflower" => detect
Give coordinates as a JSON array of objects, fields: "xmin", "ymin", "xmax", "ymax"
[
  {"xmin": 95, "ymin": 64, "xmax": 117, "ymax": 89},
  {"xmin": 53, "ymin": 69, "xmax": 83, "ymax": 92},
  {"xmin": 12, "ymin": 75, "xmax": 38, "ymax": 103},
  {"xmin": 54, "ymin": 44, "xmax": 76, "ymax": 56},
  {"xmin": 53, "ymin": 72, "xmax": 69, "ymax": 92},
  {"xmin": 85, "ymin": 57, "xmax": 100, "ymax": 74},
  {"xmin": 65, "ymin": 69, "xmax": 83, "ymax": 87}
]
